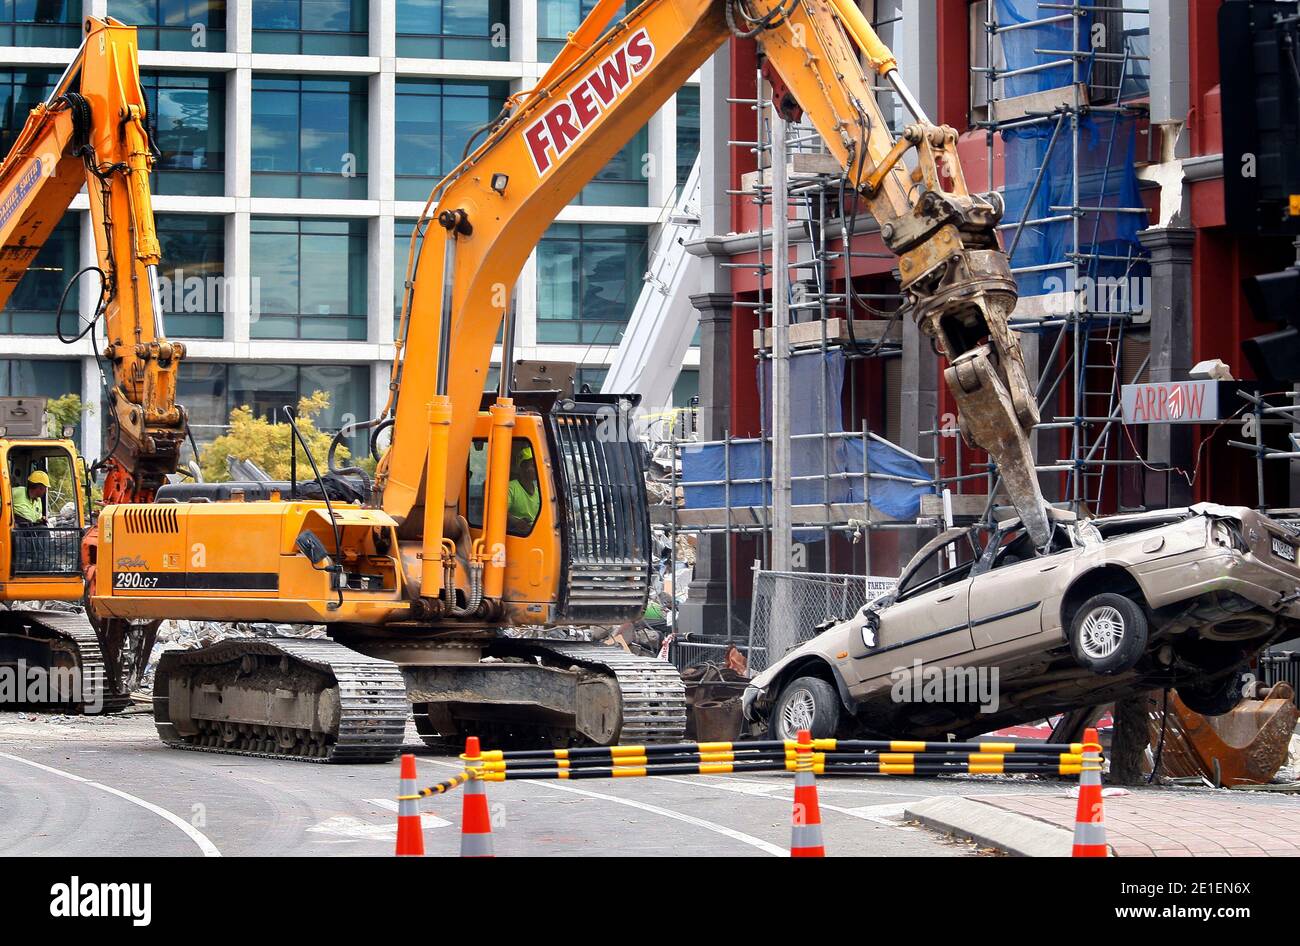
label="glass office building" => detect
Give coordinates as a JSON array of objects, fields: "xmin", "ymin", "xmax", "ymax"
[{"xmin": 0, "ymin": 0, "xmax": 700, "ymax": 458}]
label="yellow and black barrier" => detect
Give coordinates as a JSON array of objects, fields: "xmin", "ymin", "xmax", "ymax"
[
  {"xmin": 480, "ymin": 737, "xmax": 1092, "ymax": 763},
  {"xmin": 413, "ymin": 738, "xmax": 1099, "ymax": 796},
  {"xmin": 397, "ymin": 733, "xmax": 1108, "ymax": 856}
]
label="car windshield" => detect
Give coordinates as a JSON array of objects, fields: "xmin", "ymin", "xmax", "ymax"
[
  {"xmin": 1092, "ymin": 511, "xmax": 1192, "ymax": 539},
  {"xmin": 897, "ymin": 532, "xmax": 978, "ymax": 600}
]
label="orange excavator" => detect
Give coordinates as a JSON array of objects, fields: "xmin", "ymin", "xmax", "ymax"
[
  {"xmin": 78, "ymin": 0, "xmax": 1054, "ymax": 760},
  {"xmin": 0, "ymin": 16, "xmax": 184, "ymax": 710}
]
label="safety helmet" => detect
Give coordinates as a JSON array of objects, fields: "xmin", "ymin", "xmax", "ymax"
[
  {"xmin": 516, "ymin": 444, "xmax": 533, "ymax": 462},
  {"xmin": 27, "ymin": 471, "xmax": 50, "ymax": 488}
]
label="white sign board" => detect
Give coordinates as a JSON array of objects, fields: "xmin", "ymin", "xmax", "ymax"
[{"xmin": 1121, "ymin": 381, "xmax": 1221, "ymax": 425}]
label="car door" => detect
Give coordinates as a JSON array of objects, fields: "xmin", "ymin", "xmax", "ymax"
[
  {"xmin": 968, "ymin": 525, "xmax": 1075, "ymax": 648},
  {"xmin": 849, "ymin": 536, "xmax": 976, "ymax": 685}
]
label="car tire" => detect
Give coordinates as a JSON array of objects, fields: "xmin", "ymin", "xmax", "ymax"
[
  {"xmin": 768, "ymin": 675, "xmax": 840, "ymax": 741},
  {"xmin": 1068, "ymin": 593, "xmax": 1148, "ymax": 674},
  {"xmin": 1178, "ymin": 667, "xmax": 1249, "ymax": 717}
]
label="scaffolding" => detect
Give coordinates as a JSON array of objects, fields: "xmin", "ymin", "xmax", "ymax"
[{"xmin": 976, "ymin": 0, "xmax": 1152, "ymax": 515}]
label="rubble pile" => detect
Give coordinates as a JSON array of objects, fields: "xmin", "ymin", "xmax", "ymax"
[{"xmin": 144, "ymin": 620, "xmax": 324, "ymax": 690}]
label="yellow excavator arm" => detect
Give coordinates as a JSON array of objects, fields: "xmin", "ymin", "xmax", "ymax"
[
  {"xmin": 0, "ymin": 16, "xmax": 185, "ymax": 505},
  {"xmin": 379, "ymin": 0, "xmax": 1050, "ymax": 589}
]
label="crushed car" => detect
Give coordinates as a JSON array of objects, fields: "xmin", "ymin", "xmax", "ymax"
[{"xmin": 745, "ymin": 504, "xmax": 1300, "ymax": 741}]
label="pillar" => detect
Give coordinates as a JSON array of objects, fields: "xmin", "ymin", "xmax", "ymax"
[
  {"xmin": 1138, "ymin": 226, "xmax": 1195, "ymax": 507},
  {"xmin": 678, "ymin": 292, "xmax": 733, "ymax": 640}
]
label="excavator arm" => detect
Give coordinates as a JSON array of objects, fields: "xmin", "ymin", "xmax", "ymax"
[
  {"xmin": 379, "ymin": 0, "xmax": 1050, "ymax": 599},
  {"xmin": 0, "ymin": 16, "xmax": 186, "ymax": 505}
]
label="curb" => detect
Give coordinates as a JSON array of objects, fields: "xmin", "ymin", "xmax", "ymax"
[{"xmin": 905, "ymin": 796, "xmax": 1075, "ymax": 857}]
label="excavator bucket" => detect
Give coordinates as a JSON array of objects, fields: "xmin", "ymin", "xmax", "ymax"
[{"xmin": 1146, "ymin": 684, "xmax": 1298, "ymax": 786}]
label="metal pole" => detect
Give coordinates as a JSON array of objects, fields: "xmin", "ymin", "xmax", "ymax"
[
  {"xmin": 724, "ymin": 428, "xmax": 733, "ymax": 640},
  {"xmin": 771, "ymin": 113, "xmax": 793, "ymax": 572}
]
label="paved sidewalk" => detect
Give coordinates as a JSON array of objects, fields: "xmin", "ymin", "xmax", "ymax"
[{"xmin": 911, "ymin": 787, "xmax": 1300, "ymax": 856}]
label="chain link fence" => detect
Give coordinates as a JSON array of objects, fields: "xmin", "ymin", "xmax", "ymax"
[{"xmin": 749, "ymin": 571, "xmax": 896, "ymax": 672}]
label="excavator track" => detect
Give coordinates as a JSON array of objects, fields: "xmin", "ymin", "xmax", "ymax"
[
  {"xmin": 0, "ymin": 610, "xmax": 126, "ymax": 714},
  {"xmin": 154, "ymin": 637, "xmax": 408, "ymax": 763},
  {"xmin": 523, "ymin": 641, "xmax": 688, "ymax": 744}
]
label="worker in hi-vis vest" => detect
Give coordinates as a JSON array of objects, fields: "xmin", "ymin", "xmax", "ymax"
[
  {"xmin": 506, "ymin": 444, "xmax": 540, "ymax": 535},
  {"xmin": 11, "ymin": 470, "xmax": 49, "ymax": 526}
]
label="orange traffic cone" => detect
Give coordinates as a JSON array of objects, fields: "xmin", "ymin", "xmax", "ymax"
[
  {"xmin": 1071, "ymin": 727, "xmax": 1108, "ymax": 857},
  {"xmin": 460, "ymin": 736, "xmax": 495, "ymax": 857},
  {"xmin": 395, "ymin": 753, "xmax": 425, "ymax": 857},
  {"xmin": 790, "ymin": 728, "xmax": 825, "ymax": 857}
]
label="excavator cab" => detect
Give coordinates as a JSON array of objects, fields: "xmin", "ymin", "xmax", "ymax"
[
  {"xmin": 0, "ymin": 398, "xmax": 85, "ymax": 597},
  {"xmin": 462, "ymin": 391, "xmax": 652, "ymax": 626},
  {"xmin": 0, "ymin": 398, "xmax": 104, "ymax": 714}
]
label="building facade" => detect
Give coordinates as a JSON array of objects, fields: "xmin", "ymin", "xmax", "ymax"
[{"xmin": 0, "ymin": 0, "xmax": 701, "ymax": 460}]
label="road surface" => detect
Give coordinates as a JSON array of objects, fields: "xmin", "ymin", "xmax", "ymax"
[{"xmin": 0, "ymin": 710, "xmax": 1068, "ymax": 857}]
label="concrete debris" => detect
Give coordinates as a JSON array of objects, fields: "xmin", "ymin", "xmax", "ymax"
[
  {"xmin": 505, "ymin": 621, "xmax": 666, "ymax": 658},
  {"xmin": 144, "ymin": 620, "xmax": 324, "ymax": 689}
]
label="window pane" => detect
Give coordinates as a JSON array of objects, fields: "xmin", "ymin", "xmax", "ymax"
[
  {"xmin": 0, "ymin": 359, "xmax": 80, "ymax": 399},
  {"xmin": 156, "ymin": 214, "xmax": 225, "ymax": 338},
  {"xmin": 251, "ymin": 87, "xmax": 299, "ymax": 173},
  {"xmin": 176, "ymin": 362, "xmax": 228, "ymax": 444},
  {"xmin": 575, "ymin": 124, "xmax": 648, "ymax": 206},
  {"xmin": 676, "ymin": 86, "xmax": 700, "ymax": 186},
  {"xmin": 254, "ymin": 0, "xmax": 299, "ymax": 30},
  {"xmin": 109, "ymin": 1, "xmax": 227, "ymax": 51},
  {"xmin": 394, "ymin": 79, "xmax": 508, "ymax": 199},
  {"xmin": 230, "ymin": 363, "xmax": 297, "ymax": 421},
  {"xmin": 250, "ymin": 218, "xmax": 366, "ymax": 340},
  {"xmin": 2, "ymin": 217, "xmax": 80, "ymax": 335},
  {"xmin": 249, "ymin": 228, "xmax": 299, "ymax": 321},
  {"xmin": 537, "ymin": 0, "xmax": 625, "ymax": 59},
  {"xmin": 300, "ymin": 364, "xmax": 367, "ymax": 432},
  {"xmin": 537, "ymin": 224, "xmax": 646, "ymax": 344},
  {"xmin": 143, "ymin": 72, "xmax": 226, "ymax": 195},
  {"xmin": 252, "ymin": 76, "xmax": 367, "ymax": 198},
  {"xmin": 252, "ymin": 0, "xmax": 368, "ymax": 54},
  {"xmin": 396, "ymin": 0, "xmax": 509, "ymax": 61},
  {"xmin": 0, "ymin": 70, "xmax": 61, "ymax": 155},
  {"xmin": 5, "ymin": 0, "xmax": 80, "ymax": 46}
]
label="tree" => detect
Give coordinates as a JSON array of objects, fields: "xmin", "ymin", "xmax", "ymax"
[
  {"xmin": 43, "ymin": 394, "xmax": 91, "ymax": 512},
  {"xmin": 199, "ymin": 391, "xmax": 349, "ymax": 482},
  {"xmin": 44, "ymin": 393, "xmax": 88, "ymax": 439}
]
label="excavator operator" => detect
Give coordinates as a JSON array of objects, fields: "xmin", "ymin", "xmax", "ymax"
[
  {"xmin": 12, "ymin": 471, "xmax": 49, "ymax": 527},
  {"xmin": 506, "ymin": 444, "xmax": 540, "ymax": 536}
]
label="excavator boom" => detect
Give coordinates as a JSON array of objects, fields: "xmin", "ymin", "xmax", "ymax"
[
  {"xmin": 379, "ymin": 0, "xmax": 1049, "ymax": 557},
  {"xmin": 0, "ymin": 16, "xmax": 186, "ymax": 505},
  {"xmin": 0, "ymin": 16, "xmax": 183, "ymax": 708}
]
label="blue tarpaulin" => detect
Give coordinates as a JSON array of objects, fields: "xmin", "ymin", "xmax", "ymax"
[
  {"xmin": 679, "ymin": 349, "xmax": 933, "ymax": 525},
  {"xmin": 994, "ymin": 0, "xmax": 1149, "ymax": 304}
]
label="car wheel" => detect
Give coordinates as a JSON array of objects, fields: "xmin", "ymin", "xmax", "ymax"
[
  {"xmin": 769, "ymin": 675, "xmax": 840, "ymax": 741},
  {"xmin": 1178, "ymin": 667, "xmax": 1249, "ymax": 716},
  {"xmin": 1068, "ymin": 593, "xmax": 1148, "ymax": 674}
]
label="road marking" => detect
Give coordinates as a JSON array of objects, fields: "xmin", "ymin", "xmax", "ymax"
[
  {"xmin": 0, "ymin": 750, "xmax": 221, "ymax": 857},
  {"xmin": 308, "ymin": 816, "xmax": 397, "ymax": 842},
  {"xmin": 367, "ymin": 798, "xmax": 452, "ymax": 827},
  {"xmin": 841, "ymin": 802, "xmax": 913, "ymax": 825},
  {"xmin": 424, "ymin": 758, "xmax": 786, "ymax": 857},
  {"xmin": 654, "ymin": 776, "xmax": 918, "ymax": 829},
  {"xmin": 523, "ymin": 779, "xmax": 789, "ymax": 856}
]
